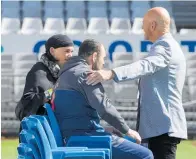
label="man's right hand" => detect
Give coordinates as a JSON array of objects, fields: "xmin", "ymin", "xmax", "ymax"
[{"xmin": 126, "ymin": 129, "xmax": 141, "ymax": 144}]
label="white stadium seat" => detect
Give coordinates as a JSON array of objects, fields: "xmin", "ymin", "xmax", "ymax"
[
  {"xmin": 110, "ymin": 18, "xmax": 131, "ymax": 35},
  {"xmin": 180, "ymin": 29, "xmax": 196, "ymax": 35},
  {"xmin": 20, "ymin": 18, "xmax": 43, "ymax": 35},
  {"xmin": 1, "ymin": 18, "xmax": 20, "ymax": 34},
  {"xmin": 132, "ymin": 18, "xmax": 144, "ymax": 34},
  {"xmin": 88, "ymin": 18, "xmax": 109, "ymax": 34},
  {"xmin": 66, "ymin": 18, "xmax": 87, "ymax": 35},
  {"xmin": 42, "ymin": 18, "xmax": 65, "ymax": 34}
]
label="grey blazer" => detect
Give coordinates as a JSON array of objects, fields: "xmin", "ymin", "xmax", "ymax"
[{"xmin": 113, "ymin": 33, "xmax": 187, "ymax": 140}]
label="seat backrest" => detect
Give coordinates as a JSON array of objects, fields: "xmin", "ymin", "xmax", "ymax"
[
  {"xmin": 21, "ymin": 18, "xmax": 43, "ymax": 35},
  {"xmin": 88, "ymin": 8, "xmax": 108, "ymax": 20},
  {"xmin": 110, "ymin": 18, "xmax": 131, "ymax": 35},
  {"xmin": 17, "ymin": 143, "xmax": 35, "ymax": 159},
  {"xmin": 29, "ymin": 115, "xmax": 57, "ymax": 149},
  {"xmin": 110, "ymin": 8, "xmax": 130, "ymax": 19},
  {"xmin": 44, "ymin": 103, "xmax": 64, "ymax": 147},
  {"xmin": 21, "ymin": 117, "xmax": 52, "ymax": 159},
  {"xmin": 66, "ymin": 18, "xmax": 87, "ymax": 34},
  {"xmin": 43, "ymin": 18, "xmax": 65, "ymax": 34},
  {"xmin": 132, "ymin": 17, "xmax": 143, "ymax": 34},
  {"xmin": 19, "ymin": 129, "xmax": 41, "ymax": 159},
  {"xmin": 1, "ymin": 18, "xmax": 20, "ymax": 34},
  {"xmin": 88, "ymin": 18, "xmax": 109, "ymax": 34},
  {"xmin": 67, "ymin": 136, "xmax": 112, "ymax": 158}
]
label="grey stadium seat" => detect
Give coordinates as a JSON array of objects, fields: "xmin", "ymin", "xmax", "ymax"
[
  {"xmin": 120, "ymin": 111, "xmax": 137, "ymax": 120},
  {"xmin": 66, "ymin": 18, "xmax": 87, "ymax": 34},
  {"xmin": 110, "ymin": 18, "xmax": 131, "ymax": 35},
  {"xmin": 189, "ymin": 86, "xmax": 196, "ymax": 101},
  {"xmin": 1, "ymin": 85, "xmax": 13, "ymax": 103},
  {"xmin": 112, "ymin": 52, "xmax": 135, "ymax": 61},
  {"xmin": 1, "ymin": 120, "xmax": 20, "ymax": 135},
  {"xmin": 13, "ymin": 53, "xmax": 37, "ymax": 62},
  {"xmin": 112, "ymin": 60, "xmax": 132, "ymax": 68},
  {"xmin": 182, "ymin": 86, "xmax": 190, "ymax": 102},
  {"xmin": 114, "ymin": 84, "xmax": 138, "ymax": 105}
]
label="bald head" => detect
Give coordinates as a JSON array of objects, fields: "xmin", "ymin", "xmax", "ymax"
[{"xmin": 143, "ymin": 7, "xmax": 171, "ymax": 42}]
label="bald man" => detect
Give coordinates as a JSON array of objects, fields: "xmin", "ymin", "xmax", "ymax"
[{"xmin": 86, "ymin": 7, "xmax": 187, "ymax": 159}]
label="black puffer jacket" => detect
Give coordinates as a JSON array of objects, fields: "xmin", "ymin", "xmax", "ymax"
[{"xmin": 15, "ymin": 62, "xmax": 56, "ymax": 121}]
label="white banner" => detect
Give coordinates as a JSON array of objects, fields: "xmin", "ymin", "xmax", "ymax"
[{"xmin": 1, "ymin": 34, "xmax": 196, "ymax": 60}]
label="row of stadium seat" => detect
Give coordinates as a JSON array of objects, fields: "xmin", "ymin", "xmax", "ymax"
[
  {"xmin": 2, "ymin": 1, "xmax": 173, "ymax": 20},
  {"xmin": 1, "ymin": 52, "xmax": 196, "ymax": 103},
  {"xmin": 2, "ymin": 17, "xmax": 185, "ymax": 35}
]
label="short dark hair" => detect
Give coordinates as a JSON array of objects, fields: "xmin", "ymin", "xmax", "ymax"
[{"xmin": 78, "ymin": 39, "xmax": 101, "ymax": 58}]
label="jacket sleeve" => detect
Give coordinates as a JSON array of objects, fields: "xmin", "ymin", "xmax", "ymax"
[
  {"xmin": 78, "ymin": 73, "xmax": 130, "ymax": 134},
  {"xmin": 113, "ymin": 41, "xmax": 172, "ymax": 82},
  {"xmin": 15, "ymin": 70, "xmax": 47, "ymax": 121}
]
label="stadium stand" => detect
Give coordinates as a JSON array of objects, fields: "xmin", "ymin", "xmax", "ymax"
[{"xmin": 1, "ymin": 0, "xmax": 196, "ymax": 138}]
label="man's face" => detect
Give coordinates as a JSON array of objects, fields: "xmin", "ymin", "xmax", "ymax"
[
  {"xmin": 92, "ymin": 45, "xmax": 106, "ymax": 70},
  {"xmin": 142, "ymin": 15, "xmax": 153, "ymax": 41},
  {"xmin": 51, "ymin": 46, "xmax": 74, "ymax": 66}
]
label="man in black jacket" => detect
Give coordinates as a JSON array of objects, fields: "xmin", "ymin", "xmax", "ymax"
[
  {"xmin": 15, "ymin": 34, "xmax": 74, "ymax": 121},
  {"xmin": 53, "ymin": 39, "xmax": 153, "ymax": 159}
]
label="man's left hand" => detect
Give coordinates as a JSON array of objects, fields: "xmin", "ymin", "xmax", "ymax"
[{"xmin": 86, "ymin": 70, "xmax": 114, "ymax": 85}]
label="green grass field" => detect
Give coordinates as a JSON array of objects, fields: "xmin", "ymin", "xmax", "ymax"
[{"xmin": 1, "ymin": 139, "xmax": 196, "ymax": 159}]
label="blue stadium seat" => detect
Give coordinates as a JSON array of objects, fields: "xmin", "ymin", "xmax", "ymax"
[
  {"xmin": 88, "ymin": 1, "xmax": 107, "ymax": 9},
  {"xmin": 44, "ymin": 9, "xmax": 64, "ymax": 20},
  {"xmin": 109, "ymin": 1, "xmax": 129, "ymax": 9},
  {"xmin": 2, "ymin": 9, "xmax": 20, "ymax": 18},
  {"xmin": 2, "ymin": 1, "xmax": 20, "ymax": 9},
  {"xmin": 22, "ymin": 1, "xmax": 41, "ymax": 18},
  {"xmin": 19, "ymin": 130, "xmax": 41, "ymax": 159},
  {"xmin": 66, "ymin": 1, "xmax": 86, "ymax": 19},
  {"xmin": 44, "ymin": 103, "xmax": 64, "ymax": 147},
  {"xmin": 88, "ymin": 8, "xmax": 108, "ymax": 20},
  {"xmin": 44, "ymin": 1, "xmax": 64, "ymax": 9},
  {"xmin": 17, "ymin": 144, "xmax": 34, "ymax": 159},
  {"xmin": 110, "ymin": 8, "xmax": 130, "ymax": 19},
  {"xmin": 20, "ymin": 117, "xmax": 107, "ymax": 159}
]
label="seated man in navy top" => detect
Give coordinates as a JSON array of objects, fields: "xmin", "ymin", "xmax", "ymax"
[{"xmin": 53, "ymin": 39, "xmax": 153, "ymax": 159}]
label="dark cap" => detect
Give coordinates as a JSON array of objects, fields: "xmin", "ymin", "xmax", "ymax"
[{"xmin": 45, "ymin": 34, "xmax": 74, "ymax": 52}]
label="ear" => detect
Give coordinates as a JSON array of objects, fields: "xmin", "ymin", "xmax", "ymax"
[
  {"xmin": 151, "ymin": 21, "xmax": 156, "ymax": 31},
  {"xmin": 49, "ymin": 47, "xmax": 55, "ymax": 55},
  {"xmin": 92, "ymin": 52, "xmax": 98, "ymax": 62}
]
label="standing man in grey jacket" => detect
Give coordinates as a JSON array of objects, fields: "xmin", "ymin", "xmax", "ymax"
[
  {"xmin": 86, "ymin": 7, "xmax": 187, "ymax": 159},
  {"xmin": 53, "ymin": 39, "xmax": 153, "ymax": 159}
]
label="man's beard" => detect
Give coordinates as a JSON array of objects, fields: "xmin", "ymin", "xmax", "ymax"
[{"xmin": 92, "ymin": 60, "xmax": 99, "ymax": 70}]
